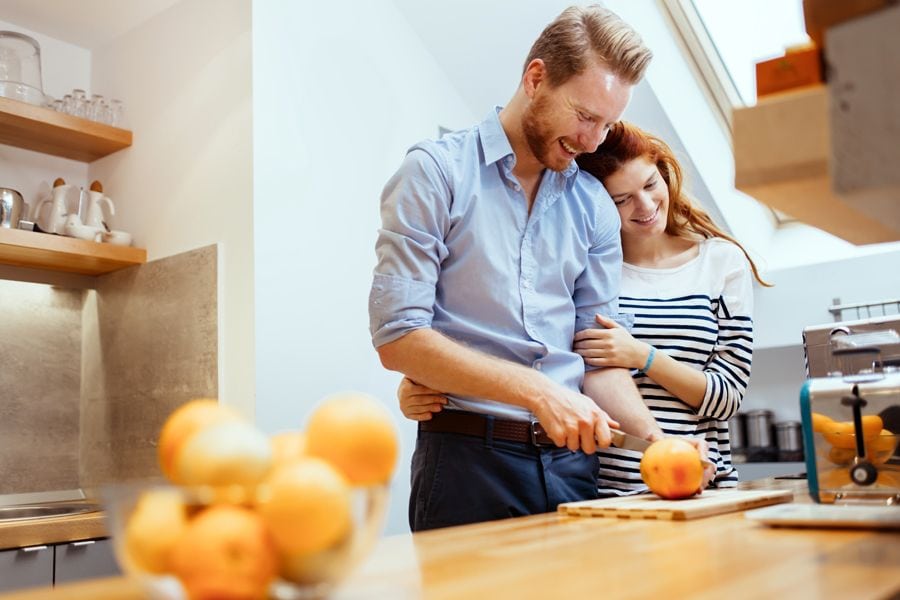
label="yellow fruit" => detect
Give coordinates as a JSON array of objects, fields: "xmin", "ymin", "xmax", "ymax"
[
  {"xmin": 281, "ymin": 535, "xmax": 354, "ymax": 585},
  {"xmin": 158, "ymin": 399, "xmax": 242, "ymax": 483},
  {"xmin": 256, "ymin": 458, "xmax": 352, "ymax": 557},
  {"xmin": 170, "ymin": 505, "xmax": 278, "ymax": 600},
  {"xmin": 270, "ymin": 431, "xmax": 307, "ymax": 466},
  {"xmin": 872, "ymin": 430, "xmax": 898, "ymax": 465},
  {"xmin": 811, "ymin": 412, "xmax": 834, "ymax": 433},
  {"xmin": 639, "ymin": 438, "xmax": 704, "ymax": 500},
  {"xmin": 305, "ymin": 392, "xmax": 399, "ymax": 485},
  {"xmin": 822, "ymin": 416, "xmax": 884, "ymax": 449},
  {"xmin": 174, "ymin": 420, "xmax": 273, "ymax": 492},
  {"xmin": 124, "ymin": 489, "xmax": 187, "ymax": 574},
  {"xmin": 827, "ymin": 446, "xmax": 856, "ymax": 466}
]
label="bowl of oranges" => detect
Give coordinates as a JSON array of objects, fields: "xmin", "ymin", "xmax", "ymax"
[{"xmin": 104, "ymin": 392, "xmax": 399, "ymax": 600}]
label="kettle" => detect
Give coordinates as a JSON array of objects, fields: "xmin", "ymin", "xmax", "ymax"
[
  {"xmin": 0, "ymin": 187, "xmax": 24, "ymax": 228},
  {"xmin": 82, "ymin": 180, "xmax": 115, "ymax": 230},
  {"xmin": 34, "ymin": 178, "xmax": 71, "ymax": 234}
]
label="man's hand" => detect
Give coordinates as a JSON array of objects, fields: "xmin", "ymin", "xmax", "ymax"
[
  {"xmin": 531, "ymin": 382, "xmax": 620, "ymax": 454},
  {"xmin": 574, "ymin": 314, "xmax": 650, "ymax": 369},
  {"xmin": 397, "ymin": 377, "xmax": 447, "ymax": 421}
]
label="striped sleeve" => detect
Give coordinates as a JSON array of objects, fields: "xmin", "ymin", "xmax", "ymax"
[{"xmin": 697, "ymin": 253, "xmax": 754, "ymax": 420}]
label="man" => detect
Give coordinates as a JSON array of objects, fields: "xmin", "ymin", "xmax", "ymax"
[{"xmin": 369, "ymin": 5, "xmax": 664, "ymax": 531}]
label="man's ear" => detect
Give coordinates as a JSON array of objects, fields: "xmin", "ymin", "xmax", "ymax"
[{"xmin": 522, "ymin": 58, "xmax": 546, "ymax": 99}]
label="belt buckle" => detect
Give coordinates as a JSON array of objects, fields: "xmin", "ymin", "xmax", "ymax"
[{"xmin": 529, "ymin": 421, "xmax": 553, "ymax": 447}]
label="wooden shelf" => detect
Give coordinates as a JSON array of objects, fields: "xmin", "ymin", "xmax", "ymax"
[
  {"xmin": 0, "ymin": 228, "xmax": 146, "ymax": 275},
  {"xmin": 0, "ymin": 96, "xmax": 132, "ymax": 162}
]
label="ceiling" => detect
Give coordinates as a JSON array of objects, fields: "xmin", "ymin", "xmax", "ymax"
[{"xmin": 0, "ymin": 0, "xmax": 182, "ymax": 49}]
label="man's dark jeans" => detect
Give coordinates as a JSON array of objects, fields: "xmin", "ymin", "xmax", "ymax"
[{"xmin": 409, "ymin": 426, "xmax": 599, "ymax": 531}]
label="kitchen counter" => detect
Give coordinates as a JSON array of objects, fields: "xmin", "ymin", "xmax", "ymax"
[
  {"xmin": 1, "ymin": 479, "xmax": 898, "ymax": 599},
  {"xmin": 0, "ymin": 510, "xmax": 108, "ymax": 550}
]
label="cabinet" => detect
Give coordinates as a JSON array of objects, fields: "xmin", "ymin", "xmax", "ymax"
[
  {"xmin": 54, "ymin": 538, "xmax": 120, "ymax": 585},
  {"xmin": 0, "ymin": 545, "xmax": 53, "ymax": 592},
  {"xmin": 0, "ymin": 97, "xmax": 145, "ymax": 276},
  {"xmin": 0, "ymin": 538, "xmax": 120, "ymax": 593}
]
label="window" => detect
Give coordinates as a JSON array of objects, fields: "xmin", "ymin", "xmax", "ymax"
[{"xmin": 661, "ymin": 0, "xmax": 808, "ymax": 224}]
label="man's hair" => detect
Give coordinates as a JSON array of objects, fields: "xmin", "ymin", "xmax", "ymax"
[{"xmin": 524, "ymin": 5, "xmax": 652, "ymax": 86}]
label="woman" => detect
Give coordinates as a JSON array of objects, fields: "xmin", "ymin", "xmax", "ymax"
[
  {"xmin": 399, "ymin": 122, "xmax": 769, "ymax": 496},
  {"xmin": 570, "ymin": 122, "xmax": 769, "ymax": 495}
]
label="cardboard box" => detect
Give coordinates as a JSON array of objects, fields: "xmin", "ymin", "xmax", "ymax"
[
  {"xmin": 733, "ymin": 86, "xmax": 899, "ymax": 244},
  {"xmin": 755, "ymin": 47, "xmax": 823, "ymax": 99},
  {"xmin": 802, "ymin": 0, "xmax": 890, "ymax": 48}
]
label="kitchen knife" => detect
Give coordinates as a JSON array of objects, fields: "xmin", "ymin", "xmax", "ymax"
[
  {"xmin": 608, "ymin": 429, "xmax": 716, "ymax": 468},
  {"xmin": 609, "ymin": 429, "xmax": 651, "ymax": 452}
]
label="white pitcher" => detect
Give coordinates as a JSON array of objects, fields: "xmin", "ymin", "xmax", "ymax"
[
  {"xmin": 83, "ymin": 189, "xmax": 115, "ymax": 230},
  {"xmin": 34, "ymin": 183, "xmax": 71, "ymax": 234}
]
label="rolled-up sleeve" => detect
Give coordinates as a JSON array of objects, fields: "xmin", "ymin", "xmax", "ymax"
[
  {"xmin": 369, "ymin": 147, "xmax": 452, "ymax": 348},
  {"xmin": 572, "ymin": 194, "xmax": 632, "ymax": 369}
]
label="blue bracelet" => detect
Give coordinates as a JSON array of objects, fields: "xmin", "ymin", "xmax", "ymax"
[{"xmin": 641, "ymin": 346, "xmax": 656, "ymax": 373}]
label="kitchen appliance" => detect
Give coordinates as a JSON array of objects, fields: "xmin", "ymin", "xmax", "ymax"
[
  {"xmin": 0, "ymin": 31, "xmax": 46, "ymax": 106},
  {"xmin": 559, "ymin": 489, "xmax": 793, "ymax": 520},
  {"xmin": 0, "ymin": 187, "xmax": 24, "ymax": 228},
  {"xmin": 800, "ymin": 316, "xmax": 900, "ymax": 505},
  {"xmin": 803, "ymin": 313, "xmax": 900, "ymax": 377}
]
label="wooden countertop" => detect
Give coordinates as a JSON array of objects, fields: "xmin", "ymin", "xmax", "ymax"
[
  {"xmin": 0, "ymin": 511, "xmax": 108, "ymax": 550},
  {"xmin": 2, "ymin": 480, "xmax": 899, "ymax": 599}
]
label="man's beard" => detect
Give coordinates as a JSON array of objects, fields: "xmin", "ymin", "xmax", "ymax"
[{"xmin": 521, "ymin": 93, "xmax": 570, "ymax": 172}]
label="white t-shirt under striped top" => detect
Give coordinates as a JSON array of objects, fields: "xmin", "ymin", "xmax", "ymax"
[{"xmin": 597, "ymin": 237, "xmax": 754, "ymax": 496}]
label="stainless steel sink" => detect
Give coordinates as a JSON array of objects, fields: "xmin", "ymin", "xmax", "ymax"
[{"xmin": 0, "ymin": 502, "xmax": 101, "ymax": 522}]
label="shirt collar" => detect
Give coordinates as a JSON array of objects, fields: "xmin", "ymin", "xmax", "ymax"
[
  {"xmin": 478, "ymin": 106, "xmax": 580, "ymax": 180},
  {"xmin": 479, "ymin": 107, "xmax": 514, "ymax": 167}
]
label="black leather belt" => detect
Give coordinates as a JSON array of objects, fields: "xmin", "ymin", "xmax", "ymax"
[{"xmin": 419, "ymin": 410, "xmax": 555, "ymax": 446}]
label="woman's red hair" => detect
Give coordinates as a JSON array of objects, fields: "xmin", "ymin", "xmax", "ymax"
[{"xmin": 577, "ymin": 122, "xmax": 771, "ymax": 286}]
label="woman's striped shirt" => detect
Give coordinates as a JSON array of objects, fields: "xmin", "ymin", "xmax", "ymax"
[{"xmin": 597, "ymin": 237, "xmax": 754, "ymax": 496}]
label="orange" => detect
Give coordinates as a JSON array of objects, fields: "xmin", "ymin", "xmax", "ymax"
[
  {"xmin": 158, "ymin": 399, "xmax": 242, "ymax": 483},
  {"xmin": 123, "ymin": 489, "xmax": 187, "ymax": 574},
  {"xmin": 174, "ymin": 420, "xmax": 273, "ymax": 492},
  {"xmin": 305, "ymin": 392, "xmax": 399, "ymax": 485},
  {"xmin": 256, "ymin": 458, "xmax": 352, "ymax": 557},
  {"xmin": 640, "ymin": 438, "xmax": 704, "ymax": 499},
  {"xmin": 169, "ymin": 505, "xmax": 278, "ymax": 600},
  {"xmin": 270, "ymin": 431, "xmax": 307, "ymax": 466}
]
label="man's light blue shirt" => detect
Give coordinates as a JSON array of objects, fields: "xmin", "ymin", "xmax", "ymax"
[{"xmin": 369, "ymin": 108, "xmax": 631, "ymax": 421}]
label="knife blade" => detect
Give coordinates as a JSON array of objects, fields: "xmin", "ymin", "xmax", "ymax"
[
  {"xmin": 609, "ymin": 429, "xmax": 652, "ymax": 452},
  {"xmin": 607, "ymin": 430, "xmax": 715, "ymax": 468}
]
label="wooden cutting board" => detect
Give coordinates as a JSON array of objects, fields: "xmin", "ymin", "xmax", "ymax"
[{"xmin": 559, "ymin": 489, "xmax": 793, "ymax": 521}]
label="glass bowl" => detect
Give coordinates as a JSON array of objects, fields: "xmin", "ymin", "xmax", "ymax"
[
  {"xmin": 103, "ymin": 481, "xmax": 389, "ymax": 600},
  {"xmin": 820, "ymin": 432, "xmax": 898, "ymax": 467}
]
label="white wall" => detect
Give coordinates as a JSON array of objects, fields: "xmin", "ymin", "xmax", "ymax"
[
  {"xmin": 88, "ymin": 0, "xmax": 254, "ymax": 416},
  {"xmin": 0, "ymin": 20, "xmax": 90, "ymax": 218},
  {"xmin": 252, "ymin": 0, "xmax": 475, "ymax": 535},
  {"xmin": 753, "ymin": 248, "xmax": 900, "ymax": 349}
]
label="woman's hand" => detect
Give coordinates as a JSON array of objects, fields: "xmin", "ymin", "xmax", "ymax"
[
  {"xmin": 574, "ymin": 314, "xmax": 650, "ymax": 369},
  {"xmin": 397, "ymin": 377, "xmax": 448, "ymax": 421}
]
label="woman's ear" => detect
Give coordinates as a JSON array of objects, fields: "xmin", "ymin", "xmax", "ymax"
[{"xmin": 523, "ymin": 59, "xmax": 547, "ymax": 99}]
